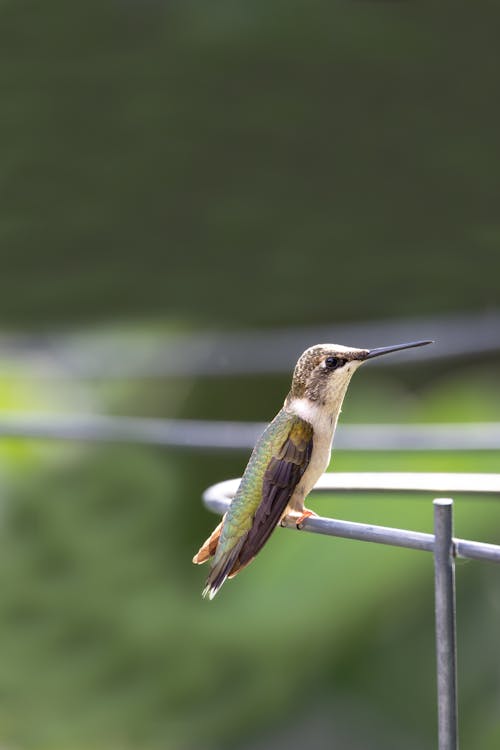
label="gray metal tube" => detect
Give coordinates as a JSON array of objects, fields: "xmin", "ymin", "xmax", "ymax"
[
  {"xmin": 280, "ymin": 514, "xmax": 435, "ymax": 552},
  {"xmin": 433, "ymin": 499, "xmax": 458, "ymax": 750},
  {"xmin": 202, "ymin": 476, "xmax": 500, "ymax": 565}
]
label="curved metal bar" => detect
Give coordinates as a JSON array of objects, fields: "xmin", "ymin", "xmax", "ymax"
[{"xmin": 202, "ymin": 472, "xmax": 500, "ymax": 564}]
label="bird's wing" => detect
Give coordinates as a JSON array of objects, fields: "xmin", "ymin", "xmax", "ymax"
[
  {"xmin": 203, "ymin": 413, "xmax": 313, "ymax": 598},
  {"xmin": 236, "ymin": 417, "xmax": 313, "ymax": 569}
]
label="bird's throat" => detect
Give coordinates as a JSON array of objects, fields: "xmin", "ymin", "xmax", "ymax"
[{"xmin": 286, "ymin": 396, "xmax": 341, "ymax": 437}]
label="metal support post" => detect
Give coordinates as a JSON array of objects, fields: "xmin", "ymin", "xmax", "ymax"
[{"xmin": 433, "ymin": 498, "xmax": 458, "ymax": 750}]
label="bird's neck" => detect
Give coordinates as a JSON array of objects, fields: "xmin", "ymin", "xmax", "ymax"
[
  {"xmin": 285, "ymin": 393, "xmax": 345, "ymax": 436},
  {"xmin": 285, "ymin": 363, "xmax": 361, "ymax": 433}
]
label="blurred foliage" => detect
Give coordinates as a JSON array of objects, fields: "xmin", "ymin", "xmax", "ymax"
[
  {"xmin": 0, "ymin": 0, "xmax": 499, "ymax": 328},
  {"xmin": 0, "ymin": 370, "xmax": 95, "ymax": 471}
]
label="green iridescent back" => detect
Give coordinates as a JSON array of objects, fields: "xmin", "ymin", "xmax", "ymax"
[{"xmin": 213, "ymin": 408, "xmax": 305, "ymax": 563}]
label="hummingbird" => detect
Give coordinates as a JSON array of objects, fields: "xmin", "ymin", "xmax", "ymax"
[{"xmin": 193, "ymin": 339, "xmax": 433, "ymax": 599}]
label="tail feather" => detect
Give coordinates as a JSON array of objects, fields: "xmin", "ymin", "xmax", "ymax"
[
  {"xmin": 193, "ymin": 518, "xmax": 252, "ymax": 599},
  {"xmin": 192, "ymin": 519, "xmax": 224, "ymax": 565},
  {"xmin": 202, "ymin": 539, "xmax": 245, "ymax": 600}
]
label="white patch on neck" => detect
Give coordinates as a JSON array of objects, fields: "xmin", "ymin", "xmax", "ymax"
[{"xmin": 287, "ymin": 397, "xmax": 338, "ymax": 435}]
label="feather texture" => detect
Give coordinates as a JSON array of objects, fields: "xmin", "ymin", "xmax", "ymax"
[
  {"xmin": 199, "ymin": 409, "xmax": 313, "ymax": 598},
  {"xmin": 192, "ymin": 519, "xmax": 224, "ymax": 565}
]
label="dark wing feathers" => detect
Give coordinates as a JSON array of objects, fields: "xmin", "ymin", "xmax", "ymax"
[
  {"xmin": 278, "ymin": 436, "xmax": 307, "ymax": 463},
  {"xmin": 235, "ymin": 420, "xmax": 313, "ymax": 569}
]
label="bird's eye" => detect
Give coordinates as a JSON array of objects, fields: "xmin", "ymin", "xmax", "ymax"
[{"xmin": 325, "ymin": 356, "xmax": 343, "ymax": 370}]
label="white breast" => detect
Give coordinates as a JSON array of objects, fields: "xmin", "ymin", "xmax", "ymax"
[{"xmin": 286, "ymin": 397, "xmax": 338, "ymax": 512}]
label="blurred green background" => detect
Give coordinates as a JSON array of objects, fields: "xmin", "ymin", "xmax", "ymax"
[{"xmin": 0, "ymin": 1, "xmax": 499, "ymax": 748}]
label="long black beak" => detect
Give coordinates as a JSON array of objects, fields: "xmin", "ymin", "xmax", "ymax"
[{"xmin": 365, "ymin": 339, "xmax": 434, "ymax": 360}]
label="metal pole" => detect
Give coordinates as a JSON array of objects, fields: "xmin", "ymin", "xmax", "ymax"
[{"xmin": 433, "ymin": 499, "xmax": 458, "ymax": 750}]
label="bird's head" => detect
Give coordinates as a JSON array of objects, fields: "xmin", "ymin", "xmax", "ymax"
[{"xmin": 287, "ymin": 340, "xmax": 433, "ymax": 409}]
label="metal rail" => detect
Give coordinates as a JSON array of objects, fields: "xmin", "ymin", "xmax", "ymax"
[
  {"xmin": 202, "ymin": 472, "xmax": 500, "ymax": 750},
  {"xmin": 2, "ymin": 413, "xmax": 500, "ymax": 451}
]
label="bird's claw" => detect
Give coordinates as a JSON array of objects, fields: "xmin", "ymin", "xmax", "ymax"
[{"xmin": 283, "ymin": 509, "xmax": 318, "ymax": 530}]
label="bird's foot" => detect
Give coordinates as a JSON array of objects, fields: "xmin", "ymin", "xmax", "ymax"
[
  {"xmin": 283, "ymin": 509, "xmax": 318, "ymax": 530},
  {"xmin": 295, "ymin": 509, "xmax": 318, "ymax": 529}
]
